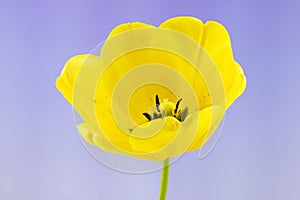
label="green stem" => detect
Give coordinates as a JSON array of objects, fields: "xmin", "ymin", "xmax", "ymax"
[{"xmin": 159, "ymin": 158, "xmax": 170, "ymax": 200}]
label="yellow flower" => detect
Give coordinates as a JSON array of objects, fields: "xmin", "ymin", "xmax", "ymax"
[{"xmin": 56, "ymin": 16, "xmax": 246, "ymax": 161}]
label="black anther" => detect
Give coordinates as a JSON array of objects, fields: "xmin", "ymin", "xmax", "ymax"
[
  {"xmin": 174, "ymin": 98, "xmax": 182, "ymax": 114},
  {"xmin": 143, "ymin": 113, "xmax": 152, "ymax": 121},
  {"xmin": 155, "ymin": 94, "xmax": 160, "ymax": 112}
]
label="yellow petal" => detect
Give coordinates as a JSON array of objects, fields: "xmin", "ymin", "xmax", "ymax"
[
  {"xmin": 226, "ymin": 61, "xmax": 247, "ymax": 108},
  {"xmin": 56, "ymin": 54, "xmax": 135, "ymax": 154},
  {"xmin": 187, "ymin": 106, "xmax": 224, "ymax": 151},
  {"xmin": 160, "ymin": 16, "xmax": 204, "ymax": 43},
  {"xmin": 129, "ymin": 106, "xmax": 224, "ymax": 161},
  {"xmin": 202, "ymin": 21, "xmax": 238, "ymax": 106},
  {"xmin": 56, "ymin": 54, "xmax": 101, "ymax": 128},
  {"xmin": 129, "ymin": 117, "xmax": 181, "ymax": 154},
  {"xmin": 108, "ymin": 21, "xmax": 155, "ymax": 38},
  {"xmin": 159, "ymin": 16, "xmax": 246, "ymax": 108},
  {"xmin": 56, "ymin": 54, "xmax": 99, "ymax": 105}
]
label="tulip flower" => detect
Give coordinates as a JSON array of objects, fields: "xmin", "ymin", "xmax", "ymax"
[{"xmin": 56, "ymin": 16, "xmax": 246, "ymax": 200}]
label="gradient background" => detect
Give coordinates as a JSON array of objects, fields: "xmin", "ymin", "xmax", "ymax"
[{"xmin": 1, "ymin": 0, "xmax": 300, "ymax": 199}]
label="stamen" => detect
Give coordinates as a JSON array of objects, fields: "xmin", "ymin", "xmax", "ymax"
[
  {"xmin": 155, "ymin": 94, "xmax": 160, "ymax": 112},
  {"xmin": 179, "ymin": 107, "xmax": 188, "ymax": 122},
  {"xmin": 174, "ymin": 98, "xmax": 182, "ymax": 114},
  {"xmin": 143, "ymin": 112, "xmax": 152, "ymax": 121},
  {"xmin": 141, "ymin": 96, "xmax": 187, "ymax": 123}
]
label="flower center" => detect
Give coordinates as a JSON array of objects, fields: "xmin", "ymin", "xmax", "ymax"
[{"xmin": 142, "ymin": 95, "xmax": 188, "ymax": 122}]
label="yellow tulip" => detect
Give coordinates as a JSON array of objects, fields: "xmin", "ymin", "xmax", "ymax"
[{"xmin": 56, "ymin": 16, "xmax": 246, "ymax": 162}]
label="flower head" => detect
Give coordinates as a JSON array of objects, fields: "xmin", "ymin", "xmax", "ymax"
[{"xmin": 56, "ymin": 16, "xmax": 246, "ymax": 161}]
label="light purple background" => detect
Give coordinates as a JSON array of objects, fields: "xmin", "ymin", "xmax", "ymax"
[{"xmin": 1, "ymin": 0, "xmax": 299, "ymax": 199}]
